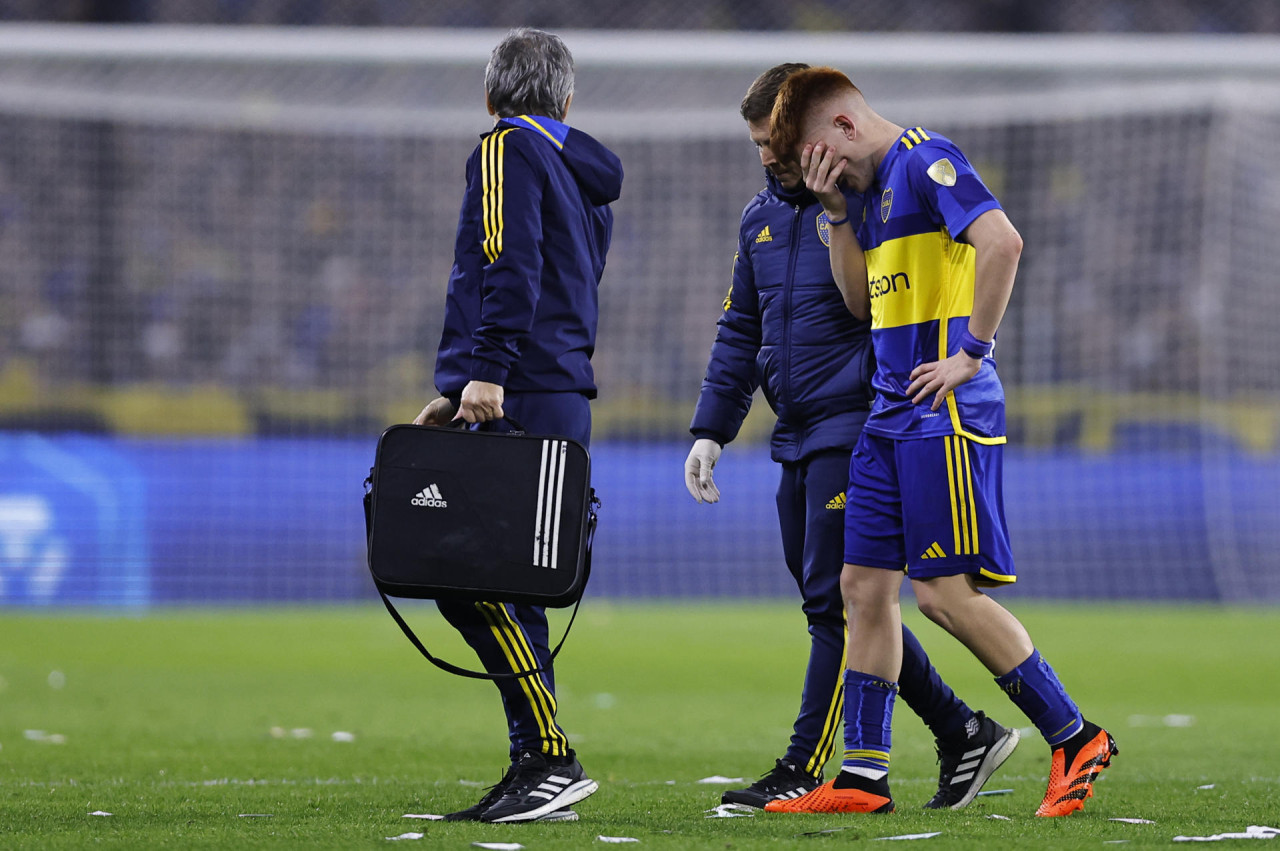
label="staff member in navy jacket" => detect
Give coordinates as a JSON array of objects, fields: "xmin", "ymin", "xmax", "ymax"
[
  {"xmin": 686, "ymin": 64, "xmax": 1017, "ymax": 811},
  {"xmin": 414, "ymin": 28, "xmax": 622, "ymax": 825}
]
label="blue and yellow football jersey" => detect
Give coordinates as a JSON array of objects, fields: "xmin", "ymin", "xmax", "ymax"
[{"xmin": 856, "ymin": 127, "xmax": 1007, "ymax": 444}]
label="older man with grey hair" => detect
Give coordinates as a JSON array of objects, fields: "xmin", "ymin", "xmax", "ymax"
[{"xmin": 413, "ymin": 28, "xmax": 623, "ymax": 823}]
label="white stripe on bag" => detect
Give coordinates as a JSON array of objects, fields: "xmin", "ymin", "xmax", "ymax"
[
  {"xmin": 534, "ymin": 440, "xmax": 550, "ymax": 566},
  {"xmin": 548, "ymin": 441, "xmax": 567, "ymax": 570},
  {"xmin": 540, "ymin": 441, "xmax": 561, "ymax": 568}
]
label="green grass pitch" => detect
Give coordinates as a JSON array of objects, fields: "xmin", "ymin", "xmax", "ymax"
[{"xmin": 2, "ymin": 602, "xmax": 1278, "ymax": 848}]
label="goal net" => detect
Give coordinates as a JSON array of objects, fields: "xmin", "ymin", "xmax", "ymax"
[{"xmin": 0, "ymin": 26, "xmax": 1277, "ymax": 604}]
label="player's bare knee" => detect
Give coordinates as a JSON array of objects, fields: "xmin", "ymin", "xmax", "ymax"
[
  {"xmin": 912, "ymin": 578, "xmax": 962, "ymax": 628},
  {"xmin": 841, "ymin": 563, "xmax": 900, "ymax": 621},
  {"xmin": 914, "ymin": 592, "xmax": 955, "ymax": 632}
]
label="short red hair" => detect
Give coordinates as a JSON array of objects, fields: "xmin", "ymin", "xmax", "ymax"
[{"xmin": 769, "ymin": 67, "xmax": 860, "ymax": 160}]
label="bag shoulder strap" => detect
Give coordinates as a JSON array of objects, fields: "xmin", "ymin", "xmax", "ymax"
[{"xmin": 372, "ymin": 490, "xmax": 598, "ymax": 681}]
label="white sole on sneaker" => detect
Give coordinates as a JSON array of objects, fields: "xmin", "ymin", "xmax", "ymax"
[
  {"xmin": 538, "ymin": 809, "xmax": 579, "ymax": 822},
  {"xmin": 485, "ymin": 779, "xmax": 599, "ymax": 823},
  {"xmin": 948, "ymin": 727, "xmax": 1022, "ymax": 810}
]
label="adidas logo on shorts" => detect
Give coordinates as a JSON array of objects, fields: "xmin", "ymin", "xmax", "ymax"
[{"xmin": 411, "ymin": 484, "xmax": 448, "ymax": 508}]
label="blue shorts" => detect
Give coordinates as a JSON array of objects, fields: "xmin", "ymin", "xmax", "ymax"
[{"xmin": 843, "ymin": 432, "xmax": 1016, "ymax": 585}]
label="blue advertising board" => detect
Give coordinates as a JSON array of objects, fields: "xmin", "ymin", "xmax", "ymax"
[{"xmin": 1, "ymin": 434, "xmax": 1276, "ymax": 606}]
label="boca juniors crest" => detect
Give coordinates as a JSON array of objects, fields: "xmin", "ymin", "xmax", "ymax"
[
  {"xmin": 816, "ymin": 212, "xmax": 832, "ymax": 247},
  {"xmin": 880, "ymin": 188, "xmax": 893, "ymax": 223}
]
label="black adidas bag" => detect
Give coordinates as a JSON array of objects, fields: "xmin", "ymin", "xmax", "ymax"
[{"xmin": 363, "ymin": 421, "xmax": 598, "ymax": 679}]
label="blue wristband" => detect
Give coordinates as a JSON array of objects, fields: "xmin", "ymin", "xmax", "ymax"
[
  {"xmin": 958, "ymin": 328, "xmax": 994, "ymax": 359},
  {"xmin": 825, "ymin": 212, "xmax": 850, "ymax": 227}
]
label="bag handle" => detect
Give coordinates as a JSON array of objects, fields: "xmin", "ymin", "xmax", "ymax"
[
  {"xmin": 366, "ymin": 478, "xmax": 598, "ymax": 681},
  {"xmin": 442, "ymin": 415, "xmax": 526, "ymax": 434}
]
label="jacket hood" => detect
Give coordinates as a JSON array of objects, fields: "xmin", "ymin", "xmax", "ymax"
[
  {"xmin": 765, "ymin": 168, "xmax": 816, "ymax": 207},
  {"xmin": 500, "ymin": 115, "xmax": 623, "ymax": 206}
]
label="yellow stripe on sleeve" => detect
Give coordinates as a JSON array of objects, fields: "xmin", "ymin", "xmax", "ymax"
[
  {"xmin": 496, "ymin": 129, "xmax": 508, "ymax": 259},
  {"xmin": 480, "ymin": 129, "xmax": 513, "ymax": 265},
  {"xmin": 481, "ymin": 134, "xmax": 495, "ymax": 263}
]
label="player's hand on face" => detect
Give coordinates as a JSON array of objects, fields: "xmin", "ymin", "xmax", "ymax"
[
  {"xmin": 906, "ymin": 352, "xmax": 983, "ymax": 411},
  {"xmin": 683, "ymin": 438, "xmax": 722, "ymax": 504},
  {"xmin": 413, "ymin": 396, "xmax": 457, "ymax": 426},
  {"xmin": 457, "ymin": 380, "xmax": 505, "ymax": 423},
  {"xmin": 801, "ymin": 141, "xmax": 849, "ymax": 220}
]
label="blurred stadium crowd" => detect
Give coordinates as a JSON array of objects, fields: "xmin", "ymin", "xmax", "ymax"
[
  {"xmin": 1, "ymin": 0, "xmax": 1278, "ymax": 32},
  {"xmin": 1, "ymin": 101, "xmax": 1270, "ymax": 442}
]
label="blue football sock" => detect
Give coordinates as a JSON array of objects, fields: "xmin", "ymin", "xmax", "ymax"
[
  {"xmin": 839, "ymin": 669, "xmax": 898, "ymax": 781},
  {"xmin": 898, "ymin": 625, "xmax": 974, "ymax": 743},
  {"xmin": 994, "ymin": 649, "xmax": 1083, "ymax": 746}
]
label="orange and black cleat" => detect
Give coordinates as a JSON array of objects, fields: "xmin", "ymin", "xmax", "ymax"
[
  {"xmin": 764, "ymin": 778, "xmax": 894, "ymax": 814},
  {"xmin": 1035, "ymin": 721, "xmax": 1118, "ymax": 817}
]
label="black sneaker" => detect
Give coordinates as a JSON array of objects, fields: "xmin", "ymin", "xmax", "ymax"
[
  {"xmin": 721, "ymin": 759, "xmax": 822, "ymax": 809},
  {"xmin": 923, "ymin": 711, "xmax": 1021, "ymax": 810},
  {"xmin": 444, "ymin": 762, "xmax": 519, "ymax": 821},
  {"xmin": 479, "ymin": 749, "xmax": 598, "ymax": 823}
]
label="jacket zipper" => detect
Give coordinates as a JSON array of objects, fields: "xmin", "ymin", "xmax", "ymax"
[{"xmin": 781, "ymin": 204, "xmax": 802, "ymax": 416}]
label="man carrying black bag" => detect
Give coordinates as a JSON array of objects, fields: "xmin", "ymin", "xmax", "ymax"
[{"xmin": 412, "ymin": 28, "xmax": 623, "ymax": 823}]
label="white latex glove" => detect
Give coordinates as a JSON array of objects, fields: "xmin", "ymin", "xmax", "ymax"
[{"xmin": 684, "ymin": 438, "xmax": 723, "ymax": 504}]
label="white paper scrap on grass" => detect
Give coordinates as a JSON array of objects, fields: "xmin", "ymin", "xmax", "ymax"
[
  {"xmin": 975, "ymin": 789, "xmax": 1013, "ymax": 797},
  {"xmin": 385, "ymin": 832, "xmax": 425, "ymax": 841},
  {"xmin": 1110, "ymin": 818, "xmax": 1155, "ymax": 824},
  {"xmin": 1128, "ymin": 714, "xmax": 1198, "ymax": 728},
  {"xmin": 1173, "ymin": 825, "xmax": 1280, "ymax": 842},
  {"xmin": 331, "ymin": 731, "xmax": 356, "ymax": 742},
  {"xmin": 1197, "ymin": 784, "xmax": 1217, "ymax": 790},
  {"xmin": 986, "ymin": 814, "xmax": 1012, "ymax": 821},
  {"xmin": 89, "ymin": 811, "xmax": 112, "ymax": 816},
  {"xmin": 402, "ymin": 814, "xmax": 445, "ymax": 820},
  {"xmin": 597, "ymin": 837, "xmax": 640, "ymax": 843},
  {"xmin": 704, "ymin": 803, "xmax": 755, "ymax": 818},
  {"xmin": 874, "ymin": 831, "xmax": 942, "ymax": 841},
  {"xmin": 471, "ymin": 844, "xmax": 525, "ymax": 851},
  {"xmin": 459, "ymin": 779, "xmax": 485, "ymax": 787},
  {"xmin": 698, "ymin": 776, "xmax": 747, "ymax": 784}
]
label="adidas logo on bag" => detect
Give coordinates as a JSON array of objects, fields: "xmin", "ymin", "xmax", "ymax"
[{"xmin": 411, "ymin": 484, "xmax": 448, "ymax": 508}]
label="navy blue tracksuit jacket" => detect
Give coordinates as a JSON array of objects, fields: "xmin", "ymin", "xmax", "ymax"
[
  {"xmin": 435, "ymin": 114, "xmax": 621, "ymax": 399},
  {"xmin": 691, "ymin": 172, "xmax": 873, "ymax": 460},
  {"xmin": 431, "ymin": 114, "xmax": 622, "ymax": 760}
]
